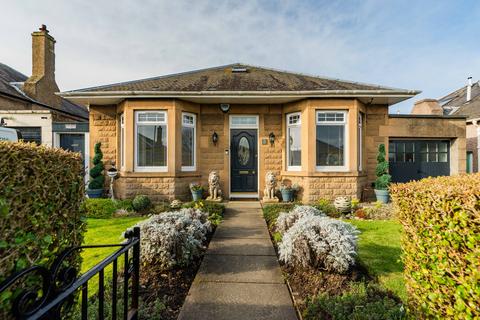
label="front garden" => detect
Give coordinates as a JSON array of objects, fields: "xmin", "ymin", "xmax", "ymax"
[
  {"xmin": 79, "ymin": 197, "xmax": 225, "ymax": 319},
  {"xmin": 262, "ymin": 200, "xmax": 406, "ymax": 319}
]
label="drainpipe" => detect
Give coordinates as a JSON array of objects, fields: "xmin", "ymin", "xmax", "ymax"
[
  {"xmin": 476, "ymin": 120, "xmax": 480, "ymax": 172},
  {"xmin": 467, "ymin": 77, "xmax": 473, "ymax": 102}
]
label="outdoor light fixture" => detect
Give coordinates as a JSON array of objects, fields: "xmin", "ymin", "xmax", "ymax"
[
  {"xmin": 269, "ymin": 132, "xmax": 275, "ymax": 145},
  {"xmin": 220, "ymin": 103, "xmax": 230, "ymax": 113},
  {"xmin": 212, "ymin": 131, "xmax": 219, "ymax": 145}
]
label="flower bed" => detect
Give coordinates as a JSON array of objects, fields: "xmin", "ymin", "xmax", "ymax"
[
  {"xmin": 79, "ymin": 202, "xmax": 224, "ymax": 320},
  {"xmin": 262, "ymin": 203, "xmax": 405, "ymax": 319}
]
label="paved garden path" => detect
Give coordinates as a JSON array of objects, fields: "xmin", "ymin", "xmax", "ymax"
[{"xmin": 178, "ymin": 201, "xmax": 298, "ymax": 320}]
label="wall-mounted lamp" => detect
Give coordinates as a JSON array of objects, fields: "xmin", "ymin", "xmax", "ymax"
[
  {"xmin": 269, "ymin": 132, "xmax": 275, "ymax": 146},
  {"xmin": 212, "ymin": 131, "xmax": 219, "ymax": 145}
]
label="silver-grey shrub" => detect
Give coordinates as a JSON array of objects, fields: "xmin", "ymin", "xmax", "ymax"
[
  {"xmin": 136, "ymin": 208, "xmax": 212, "ymax": 271},
  {"xmin": 278, "ymin": 215, "xmax": 359, "ymax": 273},
  {"xmin": 275, "ymin": 205, "xmax": 325, "ymax": 234}
]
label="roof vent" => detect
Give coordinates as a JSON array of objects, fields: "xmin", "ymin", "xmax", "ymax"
[{"xmin": 231, "ymin": 66, "xmax": 248, "ymax": 73}]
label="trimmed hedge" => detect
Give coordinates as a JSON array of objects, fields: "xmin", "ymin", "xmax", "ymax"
[
  {"xmin": 391, "ymin": 174, "xmax": 480, "ymax": 318},
  {"xmin": 0, "ymin": 142, "xmax": 86, "ymax": 316}
]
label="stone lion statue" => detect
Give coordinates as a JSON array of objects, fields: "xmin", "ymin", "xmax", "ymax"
[
  {"xmin": 263, "ymin": 171, "xmax": 278, "ymax": 200},
  {"xmin": 206, "ymin": 170, "xmax": 222, "ymax": 201}
]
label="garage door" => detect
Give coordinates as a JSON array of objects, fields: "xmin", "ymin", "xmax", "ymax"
[{"xmin": 388, "ymin": 140, "xmax": 450, "ymax": 183}]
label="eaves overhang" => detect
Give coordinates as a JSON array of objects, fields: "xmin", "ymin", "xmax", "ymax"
[{"xmin": 58, "ymin": 89, "xmax": 421, "ymax": 106}]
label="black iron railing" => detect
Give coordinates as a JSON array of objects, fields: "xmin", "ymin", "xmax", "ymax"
[{"xmin": 0, "ymin": 227, "xmax": 140, "ymax": 320}]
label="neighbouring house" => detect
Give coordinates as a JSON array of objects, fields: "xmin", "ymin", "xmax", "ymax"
[
  {"xmin": 0, "ymin": 25, "xmax": 89, "ymax": 171},
  {"xmin": 438, "ymin": 77, "xmax": 480, "ymax": 173},
  {"xmin": 61, "ymin": 64, "xmax": 466, "ymax": 202}
]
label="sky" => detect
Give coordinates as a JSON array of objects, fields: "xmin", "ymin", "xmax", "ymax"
[{"xmin": 1, "ymin": 0, "xmax": 479, "ymax": 113}]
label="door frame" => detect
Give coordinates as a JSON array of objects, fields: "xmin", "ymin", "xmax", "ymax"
[
  {"xmin": 53, "ymin": 132, "xmax": 90, "ymax": 183},
  {"xmin": 228, "ymin": 115, "xmax": 260, "ymax": 199}
]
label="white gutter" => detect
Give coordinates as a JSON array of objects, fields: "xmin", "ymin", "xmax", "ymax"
[{"xmin": 59, "ymin": 89, "xmax": 420, "ymax": 98}]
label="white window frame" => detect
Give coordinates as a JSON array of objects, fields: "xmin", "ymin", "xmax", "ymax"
[
  {"xmin": 286, "ymin": 112, "xmax": 302, "ymax": 171},
  {"xmin": 358, "ymin": 113, "xmax": 363, "ymax": 172},
  {"xmin": 181, "ymin": 112, "xmax": 196, "ymax": 171},
  {"xmin": 134, "ymin": 110, "xmax": 168, "ymax": 172},
  {"xmin": 315, "ymin": 110, "xmax": 349, "ymax": 172},
  {"xmin": 120, "ymin": 113, "xmax": 125, "ymax": 170}
]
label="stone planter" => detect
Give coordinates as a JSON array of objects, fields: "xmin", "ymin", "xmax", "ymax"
[
  {"xmin": 281, "ymin": 189, "xmax": 294, "ymax": 202},
  {"xmin": 374, "ymin": 189, "xmax": 390, "ymax": 204},
  {"xmin": 86, "ymin": 188, "xmax": 103, "ymax": 198},
  {"xmin": 191, "ymin": 189, "xmax": 203, "ymax": 201}
]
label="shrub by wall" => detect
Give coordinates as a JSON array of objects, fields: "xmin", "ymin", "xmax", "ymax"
[
  {"xmin": 391, "ymin": 174, "xmax": 480, "ymax": 318},
  {"xmin": 0, "ymin": 142, "xmax": 85, "ymax": 315}
]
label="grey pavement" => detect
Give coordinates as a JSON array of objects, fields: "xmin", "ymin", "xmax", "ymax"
[{"xmin": 178, "ymin": 201, "xmax": 298, "ymax": 320}]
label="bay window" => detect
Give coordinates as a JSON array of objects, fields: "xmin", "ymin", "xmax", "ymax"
[
  {"xmin": 316, "ymin": 111, "xmax": 348, "ymax": 171},
  {"xmin": 286, "ymin": 112, "xmax": 301, "ymax": 170},
  {"xmin": 182, "ymin": 113, "xmax": 196, "ymax": 171},
  {"xmin": 135, "ymin": 111, "xmax": 167, "ymax": 172}
]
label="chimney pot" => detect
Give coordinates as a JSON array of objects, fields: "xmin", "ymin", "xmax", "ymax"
[
  {"xmin": 467, "ymin": 77, "xmax": 473, "ymax": 102},
  {"xmin": 39, "ymin": 24, "xmax": 48, "ymax": 32}
]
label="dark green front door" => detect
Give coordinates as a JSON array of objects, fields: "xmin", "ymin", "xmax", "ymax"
[{"xmin": 231, "ymin": 129, "xmax": 258, "ymax": 192}]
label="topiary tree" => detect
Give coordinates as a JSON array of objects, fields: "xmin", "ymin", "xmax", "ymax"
[
  {"xmin": 88, "ymin": 142, "xmax": 105, "ymax": 190},
  {"xmin": 374, "ymin": 144, "xmax": 391, "ymax": 190}
]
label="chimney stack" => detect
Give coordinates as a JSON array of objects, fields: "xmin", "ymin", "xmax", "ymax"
[
  {"xmin": 23, "ymin": 25, "xmax": 61, "ymax": 108},
  {"xmin": 410, "ymin": 99, "xmax": 443, "ymax": 115},
  {"xmin": 466, "ymin": 76, "xmax": 473, "ymax": 102}
]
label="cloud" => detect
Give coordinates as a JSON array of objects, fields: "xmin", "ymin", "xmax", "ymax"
[{"xmin": 1, "ymin": 0, "xmax": 479, "ymax": 113}]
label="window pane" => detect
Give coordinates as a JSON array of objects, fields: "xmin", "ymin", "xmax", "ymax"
[
  {"xmin": 288, "ymin": 126, "xmax": 301, "ymax": 167},
  {"xmin": 316, "ymin": 125, "xmax": 344, "ymax": 166},
  {"xmin": 439, "ymin": 152, "xmax": 448, "ymax": 162},
  {"xmin": 429, "ymin": 152, "xmax": 438, "ymax": 162},
  {"xmin": 183, "ymin": 114, "xmax": 194, "ymax": 125},
  {"xmin": 397, "ymin": 143, "xmax": 405, "ymax": 153},
  {"xmin": 428, "ymin": 142, "xmax": 437, "ymax": 152},
  {"xmin": 397, "ymin": 152, "xmax": 405, "ymax": 162},
  {"xmin": 288, "ymin": 114, "xmax": 300, "ymax": 125},
  {"xmin": 405, "ymin": 152, "xmax": 414, "ymax": 162},
  {"xmin": 406, "ymin": 143, "xmax": 414, "ymax": 153},
  {"xmin": 420, "ymin": 143, "xmax": 427, "ymax": 152},
  {"xmin": 11, "ymin": 127, "xmax": 41, "ymax": 145},
  {"xmin": 231, "ymin": 116, "xmax": 257, "ymax": 126},
  {"xmin": 439, "ymin": 142, "xmax": 448, "ymax": 152},
  {"xmin": 420, "ymin": 153, "xmax": 428, "ymax": 162},
  {"xmin": 138, "ymin": 112, "xmax": 165, "ymax": 122},
  {"xmin": 137, "ymin": 124, "xmax": 167, "ymax": 166},
  {"xmin": 182, "ymin": 126, "xmax": 194, "ymax": 167},
  {"xmin": 389, "ymin": 152, "xmax": 395, "ymax": 163},
  {"xmin": 389, "ymin": 143, "xmax": 395, "ymax": 153}
]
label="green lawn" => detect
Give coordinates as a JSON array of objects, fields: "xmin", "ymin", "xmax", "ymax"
[
  {"xmin": 349, "ymin": 219, "xmax": 406, "ymax": 301},
  {"xmin": 81, "ymin": 217, "xmax": 145, "ymax": 295}
]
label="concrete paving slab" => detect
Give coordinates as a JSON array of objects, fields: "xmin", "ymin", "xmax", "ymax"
[
  {"xmin": 207, "ymin": 237, "xmax": 276, "ymax": 256},
  {"xmin": 178, "ymin": 282, "xmax": 297, "ymax": 320},
  {"xmin": 196, "ymin": 254, "xmax": 283, "ymax": 283},
  {"xmin": 179, "ymin": 202, "xmax": 297, "ymax": 320},
  {"xmin": 213, "ymin": 224, "xmax": 270, "ymax": 239}
]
